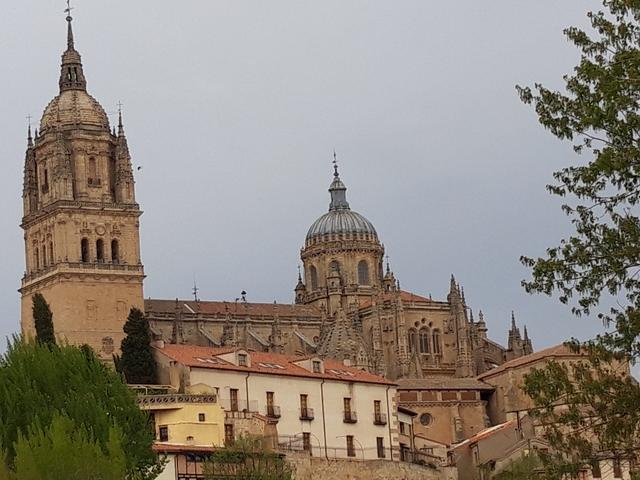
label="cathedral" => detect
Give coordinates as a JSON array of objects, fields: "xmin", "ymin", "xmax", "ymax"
[{"xmin": 19, "ymin": 13, "xmax": 533, "ymax": 383}]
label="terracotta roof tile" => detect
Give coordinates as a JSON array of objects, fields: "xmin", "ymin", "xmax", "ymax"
[
  {"xmin": 477, "ymin": 344, "xmax": 581, "ymax": 380},
  {"xmin": 454, "ymin": 420, "xmax": 517, "ymax": 448},
  {"xmin": 156, "ymin": 344, "xmax": 395, "ymax": 386}
]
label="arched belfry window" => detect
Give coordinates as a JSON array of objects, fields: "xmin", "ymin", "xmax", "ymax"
[
  {"xmin": 111, "ymin": 239, "xmax": 120, "ymax": 263},
  {"xmin": 88, "ymin": 157, "xmax": 98, "ymax": 186},
  {"xmin": 310, "ymin": 266, "xmax": 318, "ymax": 291},
  {"xmin": 96, "ymin": 239, "xmax": 105, "ymax": 263},
  {"xmin": 81, "ymin": 238, "xmax": 90, "ymax": 263},
  {"xmin": 358, "ymin": 260, "xmax": 370, "ymax": 285},
  {"xmin": 419, "ymin": 328, "xmax": 430, "ymax": 354},
  {"xmin": 432, "ymin": 329, "xmax": 442, "ymax": 355}
]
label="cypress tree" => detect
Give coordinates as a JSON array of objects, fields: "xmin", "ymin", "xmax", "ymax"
[
  {"xmin": 120, "ymin": 307, "xmax": 157, "ymax": 384},
  {"xmin": 32, "ymin": 293, "xmax": 55, "ymax": 346}
]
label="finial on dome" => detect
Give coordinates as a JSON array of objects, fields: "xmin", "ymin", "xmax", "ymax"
[
  {"xmin": 65, "ymin": 0, "xmax": 75, "ymax": 50},
  {"xmin": 328, "ymin": 152, "xmax": 350, "ymax": 211},
  {"xmin": 333, "ymin": 150, "xmax": 339, "ymax": 177},
  {"xmin": 297, "ymin": 265, "xmax": 302, "ymax": 282}
]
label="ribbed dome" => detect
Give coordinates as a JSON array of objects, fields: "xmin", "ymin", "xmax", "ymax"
[
  {"xmin": 305, "ymin": 164, "xmax": 378, "ymax": 243},
  {"xmin": 307, "ymin": 210, "xmax": 377, "ymax": 240},
  {"xmin": 40, "ymin": 90, "xmax": 110, "ymax": 133}
]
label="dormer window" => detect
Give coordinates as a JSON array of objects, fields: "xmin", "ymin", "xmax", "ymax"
[
  {"xmin": 312, "ymin": 360, "xmax": 322, "ymax": 373},
  {"xmin": 238, "ymin": 353, "xmax": 248, "ymax": 367}
]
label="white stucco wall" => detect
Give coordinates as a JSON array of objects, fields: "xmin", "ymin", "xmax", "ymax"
[{"xmin": 188, "ymin": 367, "xmax": 398, "ymax": 460}]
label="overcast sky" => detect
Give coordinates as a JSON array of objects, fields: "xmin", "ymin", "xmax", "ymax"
[{"xmin": 0, "ymin": 1, "xmax": 606, "ymax": 352}]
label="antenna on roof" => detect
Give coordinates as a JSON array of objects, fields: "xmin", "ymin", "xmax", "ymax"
[{"xmin": 192, "ymin": 275, "xmax": 200, "ymax": 303}]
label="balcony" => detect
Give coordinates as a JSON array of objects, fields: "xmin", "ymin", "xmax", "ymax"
[
  {"xmin": 343, "ymin": 410, "xmax": 358, "ymax": 423},
  {"xmin": 137, "ymin": 393, "xmax": 217, "ymax": 410},
  {"xmin": 373, "ymin": 413, "xmax": 388, "ymax": 426},
  {"xmin": 266, "ymin": 405, "xmax": 281, "ymax": 419},
  {"xmin": 299, "ymin": 407, "xmax": 314, "ymax": 421}
]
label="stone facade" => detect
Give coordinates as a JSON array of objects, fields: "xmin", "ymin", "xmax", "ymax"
[{"xmin": 19, "ymin": 14, "xmax": 144, "ymax": 358}]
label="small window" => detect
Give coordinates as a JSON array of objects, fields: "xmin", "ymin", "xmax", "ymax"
[
  {"xmin": 357, "ymin": 260, "xmax": 370, "ymax": 285},
  {"xmin": 613, "ymin": 459, "xmax": 622, "ymax": 479},
  {"xmin": 238, "ymin": 353, "xmax": 248, "ymax": 366},
  {"xmin": 419, "ymin": 328, "xmax": 430, "ymax": 353},
  {"xmin": 591, "ymin": 461, "xmax": 601, "ymax": 479},
  {"xmin": 399, "ymin": 422, "xmax": 406, "ymax": 434},
  {"xmin": 420, "ymin": 412, "xmax": 433, "ymax": 426},
  {"xmin": 159, "ymin": 426, "xmax": 168, "ymax": 442},
  {"xmin": 198, "ymin": 413, "xmax": 205, "ymax": 422},
  {"xmin": 310, "ymin": 266, "xmax": 318, "ymax": 290},
  {"xmin": 432, "ymin": 329, "xmax": 442, "ymax": 355},
  {"xmin": 303, "ymin": 432, "xmax": 311, "ymax": 453},
  {"xmin": 346, "ymin": 436, "xmax": 356, "ymax": 457},
  {"xmin": 42, "ymin": 245, "xmax": 47, "ymax": 267},
  {"xmin": 312, "ymin": 360, "xmax": 321, "ymax": 373},
  {"xmin": 376, "ymin": 437, "xmax": 385, "ymax": 458},
  {"xmin": 49, "ymin": 241, "xmax": 54, "ymax": 264}
]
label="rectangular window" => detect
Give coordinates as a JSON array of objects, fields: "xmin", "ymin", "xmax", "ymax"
[
  {"xmin": 591, "ymin": 460, "xmax": 601, "ymax": 478},
  {"xmin": 346, "ymin": 435, "xmax": 355, "ymax": 457},
  {"xmin": 303, "ymin": 432, "xmax": 311, "ymax": 453},
  {"xmin": 238, "ymin": 353, "xmax": 248, "ymax": 366},
  {"xmin": 343, "ymin": 397, "xmax": 356, "ymax": 422},
  {"xmin": 399, "ymin": 422, "xmax": 406, "ymax": 435},
  {"xmin": 613, "ymin": 459, "xmax": 622, "ymax": 479},
  {"xmin": 230, "ymin": 388, "xmax": 239, "ymax": 412},
  {"xmin": 198, "ymin": 413, "xmax": 205, "ymax": 422},
  {"xmin": 312, "ymin": 360, "xmax": 321, "ymax": 373},
  {"xmin": 376, "ymin": 437, "xmax": 385, "ymax": 458},
  {"xmin": 224, "ymin": 424, "xmax": 234, "ymax": 446},
  {"xmin": 159, "ymin": 426, "xmax": 168, "ymax": 442}
]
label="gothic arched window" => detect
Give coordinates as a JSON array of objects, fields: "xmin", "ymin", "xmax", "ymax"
[
  {"xmin": 42, "ymin": 245, "xmax": 47, "ymax": 267},
  {"xmin": 419, "ymin": 328, "xmax": 430, "ymax": 354},
  {"xmin": 81, "ymin": 238, "xmax": 90, "ymax": 263},
  {"xmin": 408, "ymin": 329, "xmax": 417, "ymax": 353},
  {"xmin": 49, "ymin": 242, "xmax": 54, "ymax": 265},
  {"xmin": 358, "ymin": 260, "xmax": 370, "ymax": 285},
  {"xmin": 432, "ymin": 329, "xmax": 442, "ymax": 355},
  {"xmin": 96, "ymin": 239, "xmax": 105, "ymax": 263},
  {"xmin": 310, "ymin": 266, "xmax": 318, "ymax": 290},
  {"xmin": 34, "ymin": 246, "xmax": 40, "ymax": 271},
  {"xmin": 111, "ymin": 239, "xmax": 120, "ymax": 263},
  {"xmin": 88, "ymin": 157, "xmax": 98, "ymax": 186}
]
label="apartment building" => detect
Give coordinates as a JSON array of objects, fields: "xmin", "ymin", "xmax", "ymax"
[{"xmin": 154, "ymin": 344, "xmax": 399, "ymax": 460}]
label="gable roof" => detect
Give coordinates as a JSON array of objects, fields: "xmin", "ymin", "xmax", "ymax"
[
  {"xmin": 156, "ymin": 344, "xmax": 395, "ymax": 386},
  {"xmin": 477, "ymin": 344, "xmax": 581, "ymax": 380}
]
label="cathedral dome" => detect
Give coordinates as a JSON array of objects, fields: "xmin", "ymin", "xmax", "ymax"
[
  {"xmin": 305, "ymin": 164, "xmax": 378, "ymax": 244},
  {"xmin": 40, "ymin": 90, "xmax": 110, "ymax": 133}
]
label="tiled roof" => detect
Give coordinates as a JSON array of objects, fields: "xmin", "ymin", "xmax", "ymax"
[
  {"xmin": 358, "ymin": 290, "xmax": 434, "ymax": 309},
  {"xmin": 156, "ymin": 344, "xmax": 396, "ymax": 386},
  {"xmin": 397, "ymin": 377, "xmax": 494, "ymax": 391},
  {"xmin": 153, "ymin": 443, "xmax": 218, "ymax": 454},
  {"xmin": 145, "ymin": 299, "xmax": 322, "ymax": 318},
  {"xmin": 477, "ymin": 344, "xmax": 582, "ymax": 380}
]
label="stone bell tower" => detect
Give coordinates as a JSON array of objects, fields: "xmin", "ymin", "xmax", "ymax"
[{"xmin": 19, "ymin": 12, "xmax": 144, "ymax": 359}]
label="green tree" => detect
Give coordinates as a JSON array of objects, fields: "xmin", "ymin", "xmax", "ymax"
[
  {"xmin": 517, "ymin": 0, "xmax": 640, "ymax": 476},
  {"xmin": 203, "ymin": 435, "xmax": 292, "ymax": 480},
  {"xmin": 120, "ymin": 307, "xmax": 157, "ymax": 384},
  {"xmin": 8, "ymin": 413, "xmax": 126, "ymax": 480},
  {"xmin": 31, "ymin": 293, "xmax": 55, "ymax": 346},
  {"xmin": 492, "ymin": 453, "xmax": 542, "ymax": 480},
  {"xmin": 0, "ymin": 339, "xmax": 161, "ymax": 479}
]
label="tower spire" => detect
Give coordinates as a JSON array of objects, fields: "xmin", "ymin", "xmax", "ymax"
[
  {"xmin": 328, "ymin": 152, "xmax": 350, "ymax": 211},
  {"xmin": 59, "ymin": 1, "xmax": 87, "ymax": 92},
  {"xmin": 26, "ymin": 115, "xmax": 33, "ymax": 147},
  {"xmin": 117, "ymin": 101, "xmax": 125, "ymax": 136}
]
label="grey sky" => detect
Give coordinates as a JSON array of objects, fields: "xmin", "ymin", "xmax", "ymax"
[{"xmin": 1, "ymin": 1, "xmax": 605, "ymax": 351}]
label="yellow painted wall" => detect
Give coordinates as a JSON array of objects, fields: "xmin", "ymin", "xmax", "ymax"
[{"xmin": 154, "ymin": 402, "xmax": 225, "ymax": 447}]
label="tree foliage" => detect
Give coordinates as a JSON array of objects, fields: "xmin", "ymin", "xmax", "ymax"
[
  {"xmin": 119, "ymin": 307, "xmax": 157, "ymax": 385},
  {"xmin": 203, "ymin": 435, "xmax": 292, "ymax": 480},
  {"xmin": 31, "ymin": 293, "xmax": 55, "ymax": 346},
  {"xmin": 517, "ymin": 0, "xmax": 640, "ymax": 476},
  {"xmin": 0, "ymin": 339, "xmax": 160, "ymax": 479},
  {"xmin": 5, "ymin": 413, "xmax": 127, "ymax": 480},
  {"xmin": 492, "ymin": 453, "xmax": 542, "ymax": 480}
]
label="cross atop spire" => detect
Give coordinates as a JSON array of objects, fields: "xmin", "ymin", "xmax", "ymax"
[
  {"xmin": 332, "ymin": 150, "xmax": 339, "ymax": 177},
  {"xmin": 328, "ymin": 151, "xmax": 349, "ymax": 211}
]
